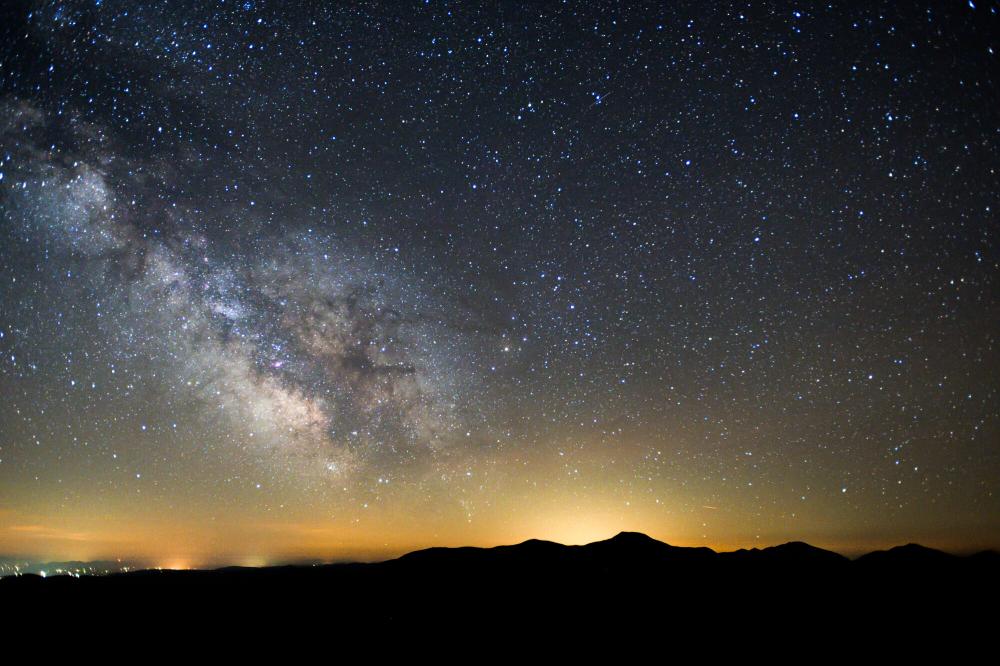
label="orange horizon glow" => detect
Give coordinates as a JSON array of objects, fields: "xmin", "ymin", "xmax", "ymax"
[{"xmin": 4, "ymin": 496, "xmax": 997, "ymax": 566}]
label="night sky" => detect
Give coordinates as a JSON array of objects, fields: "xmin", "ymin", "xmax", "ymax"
[{"xmin": 1, "ymin": 0, "xmax": 998, "ymax": 567}]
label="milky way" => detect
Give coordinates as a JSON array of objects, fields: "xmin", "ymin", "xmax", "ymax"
[
  {"xmin": 0, "ymin": 1, "xmax": 997, "ymax": 563},
  {"xmin": 2, "ymin": 91, "xmax": 498, "ymax": 488}
]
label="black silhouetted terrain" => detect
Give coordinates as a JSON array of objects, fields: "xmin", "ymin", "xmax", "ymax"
[{"xmin": 3, "ymin": 532, "xmax": 997, "ymax": 636}]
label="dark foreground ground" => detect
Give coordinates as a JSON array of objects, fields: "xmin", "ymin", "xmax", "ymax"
[{"xmin": 3, "ymin": 532, "xmax": 997, "ymax": 642}]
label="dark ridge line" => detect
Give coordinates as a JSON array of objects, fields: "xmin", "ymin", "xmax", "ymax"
[{"xmin": 3, "ymin": 531, "xmax": 997, "ymax": 580}]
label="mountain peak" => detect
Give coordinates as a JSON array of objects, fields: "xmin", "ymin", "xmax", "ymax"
[
  {"xmin": 607, "ymin": 531, "xmax": 663, "ymax": 544},
  {"xmin": 855, "ymin": 542, "xmax": 956, "ymax": 565}
]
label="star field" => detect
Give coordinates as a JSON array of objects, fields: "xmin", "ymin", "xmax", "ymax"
[{"xmin": 0, "ymin": 0, "xmax": 998, "ymax": 564}]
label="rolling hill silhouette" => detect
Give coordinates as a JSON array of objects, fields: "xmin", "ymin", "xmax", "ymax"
[{"xmin": 3, "ymin": 532, "xmax": 996, "ymax": 633}]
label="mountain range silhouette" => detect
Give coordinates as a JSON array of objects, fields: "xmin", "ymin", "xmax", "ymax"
[{"xmin": 3, "ymin": 532, "xmax": 997, "ymax": 634}]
